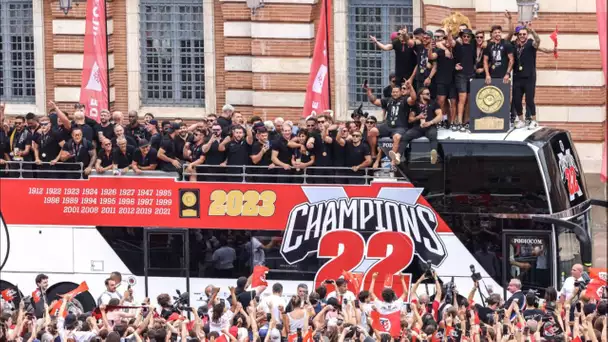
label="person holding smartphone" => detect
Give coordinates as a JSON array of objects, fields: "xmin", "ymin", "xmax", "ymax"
[{"xmin": 250, "ymin": 127, "xmax": 273, "ymax": 182}]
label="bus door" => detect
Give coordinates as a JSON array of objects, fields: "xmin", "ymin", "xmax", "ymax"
[
  {"xmin": 502, "ymin": 229, "xmax": 553, "ymax": 298},
  {"xmin": 143, "ymin": 229, "xmax": 190, "ymax": 300}
]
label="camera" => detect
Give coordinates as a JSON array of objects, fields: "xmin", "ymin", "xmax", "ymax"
[
  {"xmin": 423, "ymin": 259, "xmax": 434, "ymax": 278},
  {"xmin": 574, "ymin": 280, "xmax": 588, "ymax": 290},
  {"xmin": 470, "ymin": 265, "xmax": 482, "ymax": 282},
  {"xmin": 172, "ymin": 289, "xmax": 190, "ymax": 312},
  {"xmin": 444, "ymin": 277, "xmax": 456, "ymax": 304},
  {"xmin": 527, "ymin": 289, "xmax": 540, "ymax": 307}
]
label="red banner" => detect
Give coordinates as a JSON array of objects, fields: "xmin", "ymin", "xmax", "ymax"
[
  {"xmin": 49, "ymin": 282, "xmax": 89, "ymax": 317},
  {"xmin": 301, "ymin": 0, "xmax": 331, "ymax": 117},
  {"xmin": 251, "ymin": 265, "xmax": 269, "ymax": 287},
  {"xmin": 0, "ymin": 178, "xmax": 451, "ymax": 233},
  {"xmin": 598, "ymin": 0, "xmax": 608, "ymax": 183},
  {"xmin": 79, "ymin": 0, "xmax": 109, "ymax": 123}
]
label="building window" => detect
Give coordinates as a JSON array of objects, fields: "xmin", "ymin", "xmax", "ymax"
[
  {"xmin": 348, "ymin": 0, "xmax": 412, "ymax": 108},
  {"xmin": 0, "ymin": 0, "xmax": 35, "ymax": 103},
  {"xmin": 140, "ymin": 0, "xmax": 204, "ymax": 107}
]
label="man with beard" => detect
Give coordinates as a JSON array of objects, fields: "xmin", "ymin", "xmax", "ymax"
[
  {"xmin": 25, "ymin": 112, "xmax": 40, "ymax": 136},
  {"xmin": 8, "ymin": 115, "xmax": 33, "ymax": 177},
  {"xmin": 96, "ymin": 109, "xmax": 115, "ymax": 141},
  {"xmin": 366, "ymin": 81, "xmax": 416, "ymax": 166},
  {"xmin": 404, "ymin": 87, "xmax": 442, "ymax": 165},
  {"xmin": 249, "ymin": 127, "xmax": 273, "ymax": 183},
  {"xmin": 336, "ymin": 127, "xmax": 371, "ymax": 184},
  {"xmin": 126, "ymin": 110, "xmax": 148, "ymax": 142},
  {"xmin": 370, "ymin": 26, "xmax": 417, "ymax": 87},
  {"xmin": 483, "ymin": 25, "xmax": 514, "ymax": 85},
  {"xmin": 157, "ymin": 123, "xmax": 183, "ymax": 173},
  {"xmin": 184, "ymin": 129, "xmax": 206, "ymax": 181},
  {"xmin": 512, "ymin": 26, "xmax": 555, "ymax": 130},
  {"xmin": 201, "ymin": 124, "xmax": 226, "ymax": 181},
  {"xmin": 32, "ymin": 116, "xmax": 64, "ymax": 178},
  {"xmin": 430, "ymin": 28, "xmax": 456, "ymax": 128},
  {"xmin": 413, "ymin": 31, "xmax": 438, "ymax": 95},
  {"xmin": 219, "ymin": 125, "xmax": 250, "ymax": 182},
  {"xmin": 175, "ymin": 123, "xmax": 192, "ymax": 161}
]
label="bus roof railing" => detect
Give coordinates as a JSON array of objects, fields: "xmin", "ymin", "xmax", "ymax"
[{"xmin": 0, "ymin": 161, "xmax": 408, "ymax": 184}]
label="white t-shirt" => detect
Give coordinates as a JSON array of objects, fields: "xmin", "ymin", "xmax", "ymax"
[
  {"xmin": 208, "ymin": 308, "xmax": 234, "ymax": 333},
  {"xmin": 97, "ymin": 290, "xmax": 122, "ymax": 306},
  {"xmin": 260, "ymin": 293, "xmax": 287, "ymax": 320},
  {"xmin": 326, "ymin": 290, "xmax": 357, "ymax": 304},
  {"xmin": 372, "ymin": 298, "xmax": 403, "ymax": 314},
  {"xmin": 559, "ymin": 276, "xmax": 584, "ymax": 300}
]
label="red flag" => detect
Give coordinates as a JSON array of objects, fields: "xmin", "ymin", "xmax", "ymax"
[
  {"xmin": 251, "ymin": 265, "xmax": 269, "ymax": 287},
  {"xmin": 302, "ymin": 0, "xmax": 332, "ymax": 117},
  {"xmin": 1, "ymin": 288, "xmax": 16, "ymax": 302},
  {"xmin": 342, "ymin": 270, "xmax": 363, "ymax": 293},
  {"xmin": 49, "ymin": 282, "xmax": 89, "ymax": 317},
  {"xmin": 32, "ymin": 290, "xmax": 42, "ymax": 303},
  {"xmin": 549, "ymin": 26, "xmax": 558, "ymax": 59},
  {"xmin": 79, "ymin": 0, "xmax": 109, "ymax": 123},
  {"xmin": 370, "ymin": 309, "xmax": 401, "ymax": 337},
  {"xmin": 586, "ymin": 268, "xmax": 607, "ymax": 300}
]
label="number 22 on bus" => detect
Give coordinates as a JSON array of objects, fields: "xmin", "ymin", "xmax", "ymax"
[{"xmin": 314, "ymin": 230, "xmax": 413, "ymax": 300}]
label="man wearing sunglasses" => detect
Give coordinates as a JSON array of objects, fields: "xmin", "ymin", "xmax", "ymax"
[
  {"xmin": 451, "ymin": 28, "xmax": 477, "ymax": 131},
  {"xmin": 32, "ymin": 116, "xmax": 64, "ymax": 178},
  {"xmin": 511, "ymin": 25, "xmax": 555, "ymax": 130},
  {"xmin": 405, "ymin": 87, "xmax": 442, "ymax": 165},
  {"xmin": 432, "ymin": 28, "xmax": 457, "ymax": 130}
]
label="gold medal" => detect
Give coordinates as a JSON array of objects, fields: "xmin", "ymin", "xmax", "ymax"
[
  {"xmin": 492, "ymin": 65, "xmax": 496, "ymax": 70},
  {"xmin": 426, "ymin": 62, "xmax": 432, "ymax": 69},
  {"xmin": 322, "ymin": 152, "xmax": 327, "ymax": 156},
  {"xmin": 420, "ymin": 68, "xmax": 426, "ymax": 73},
  {"xmin": 391, "ymin": 121, "xmax": 396, "ymax": 126},
  {"xmin": 519, "ymin": 66, "xmax": 523, "ymax": 71},
  {"xmin": 42, "ymin": 153, "xmax": 46, "ymax": 158}
]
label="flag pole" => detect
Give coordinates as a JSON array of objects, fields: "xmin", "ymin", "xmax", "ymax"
[
  {"xmin": 324, "ymin": 0, "xmax": 332, "ymax": 110},
  {"xmin": 105, "ymin": 0, "xmax": 110, "ymax": 110}
]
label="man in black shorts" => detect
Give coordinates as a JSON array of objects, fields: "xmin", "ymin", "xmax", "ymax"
[
  {"xmin": 431, "ymin": 28, "xmax": 457, "ymax": 129},
  {"xmin": 365, "ymin": 81, "xmax": 416, "ymax": 166},
  {"xmin": 453, "ymin": 29, "xmax": 476, "ymax": 130}
]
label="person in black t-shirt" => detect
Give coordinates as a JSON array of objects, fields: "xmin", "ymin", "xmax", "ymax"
[
  {"xmin": 95, "ymin": 139, "xmax": 114, "ymax": 174},
  {"xmin": 483, "ymin": 25, "xmax": 514, "ymax": 84},
  {"xmin": 219, "ymin": 125, "xmax": 250, "ymax": 182},
  {"xmin": 432, "ymin": 29, "xmax": 457, "ymax": 129},
  {"xmin": 32, "ymin": 116, "xmax": 64, "ymax": 178},
  {"xmin": 383, "ymin": 73, "xmax": 397, "ymax": 99},
  {"xmin": 184, "ymin": 130, "xmax": 206, "ymax": 181},
  {"xmin": 512, "ymin": 26, "xmax": 555, "ymax": 130},
  {"xmin": 249, "ymin": 128, "xmax": 273, "ymax": 183},
  {"xmin": 370, "ymin": 26, "xmax": 417, "ymax": 87},
  {"xmin": 146, "ymin": 120, "xmax": 162, "ymax": 150},
  {"xmin": 292, "ymin": 130, "xmax": 316, "ymax": 183},
  {"xmin": 126, "ymin": 110, "xmax": 148, "ymax": 142},
  {"xmin": 111, "ymin": 125, "xmax": 137, "ymax": 149},
  {"xmin": 271, "ymin": 123, "xmax": 294, "ymax": 183},
  {"xmin": 366, "ymin": 81, "xmax": 416, "ymax": 166},
  {"xmin": 336, "ymin": 129, "xmax": 371, "ymax": 185},
  {"xmin": 157, "ymin": 123, "xmax": 182, "ymax": 173},
  {"xmin": 132, "ymin": 139, "xmax": 158, "ymax": 175},
  {"xmin": 451, "ymin": 28, "xmax": 477, "ymax": 131},
  {"xmin": 112, "ymin": 137, "xmax": 135, "ymax": 173},
  {"xmin": 405, "ymin": 87, "xmax": 442, "ymax": 165},
  {"xmin": 200, "ymin": 124, "xmax": 226, "ymax": 182},
  {"xmin": 58, "ymin": 127, "xmax": 96, "ymax": 178},
  {"xmin": 217, "ymin": 104, "xmax": 235, "ymax": 137},
  {"xmin": 522, "ymin": 291, "xmax": 544, "ymax": 322},
  {"xmin": 96, "ymin": 110, "xmax": 115, "ymax": 142},
  {"xmin": 413, "ymin": 31, "xmax": 437, "ymax": 95}
]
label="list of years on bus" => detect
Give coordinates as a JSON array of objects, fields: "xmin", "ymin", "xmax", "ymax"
[{"xmin": 28, "ymin": 186, "xmax": 174, "ymax": 216}]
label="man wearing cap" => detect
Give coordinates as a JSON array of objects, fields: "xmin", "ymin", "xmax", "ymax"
[
  {"xmin": 452, "ymin": 28, "xmax": 477, "ymax": 131},
  {"xmin": 370, "ymin": 26, "xmax": 417, "ymax": 88},
  {"xmin": 157, "ymin": 123, "xmax": 183, "ymax": 172},
  {"xmin": 132, "ymin": 139, "xmax": 158, "ymax": 174},
  {"xmin": 411, "ymin": 30, "xmax": 438, "ymax": 97}
]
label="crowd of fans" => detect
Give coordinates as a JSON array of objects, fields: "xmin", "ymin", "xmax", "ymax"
[{"xmin": 1, "ymin": 264, "xmax": 606, "ymax": 342}]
